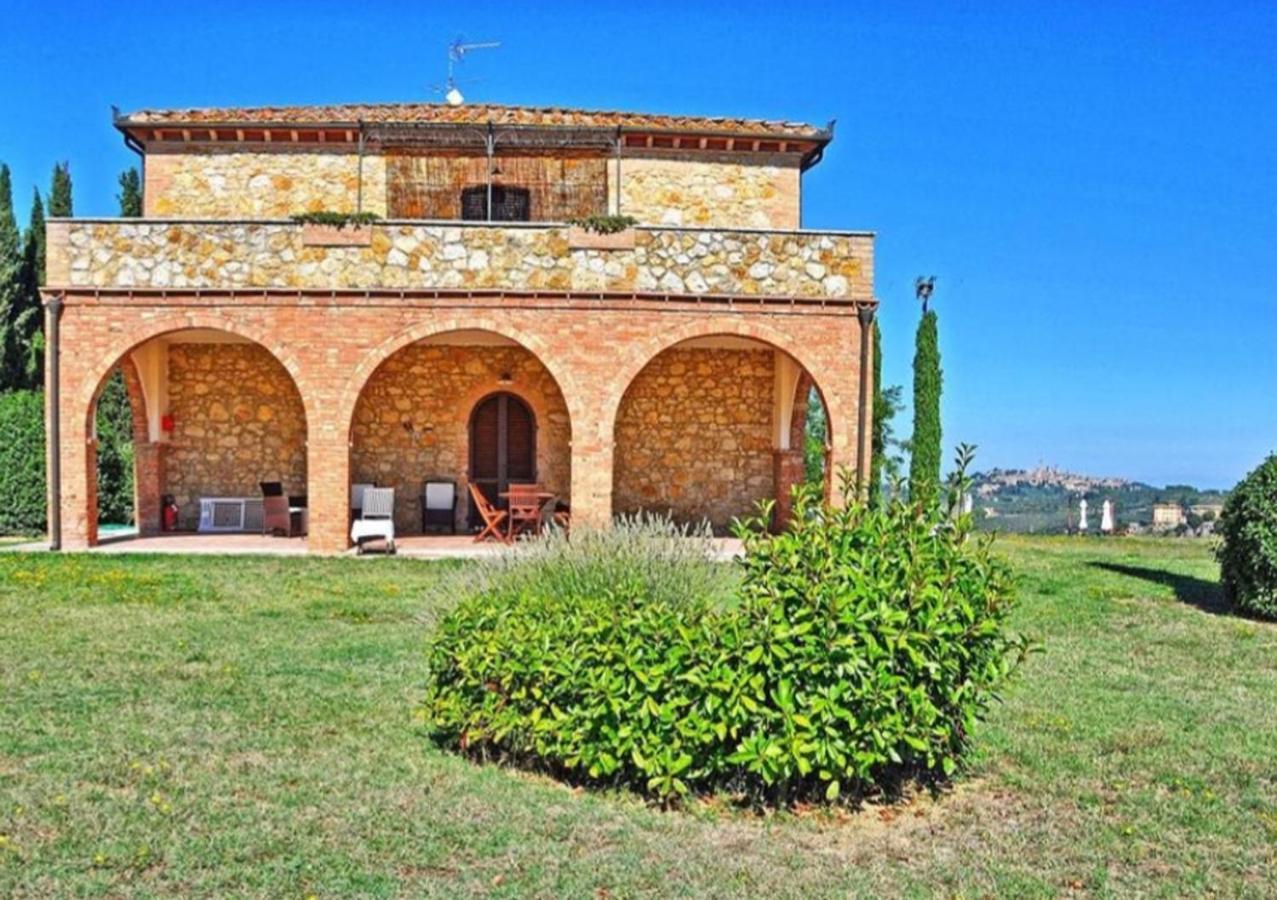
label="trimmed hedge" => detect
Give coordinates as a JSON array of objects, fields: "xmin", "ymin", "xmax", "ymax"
[
  {"xmin": 423, "ymin": 462, "xmax": 1026, "ymax": 805},
  {"xmin": 1217, "ymin": 454, "xmax": 1277, "ymax": 619},
  {"xmin": 0, "ymin": 390, "xmax": 46, "ymax": 535}
]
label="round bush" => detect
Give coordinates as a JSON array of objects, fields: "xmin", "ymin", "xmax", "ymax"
[
  {"xmin": 423, "ymin": 478, "xmax": 1026, "ymax": 805},
  {"xmin": 1217, "ymin": 454, "xmax": 1277, "ymax": 619}
]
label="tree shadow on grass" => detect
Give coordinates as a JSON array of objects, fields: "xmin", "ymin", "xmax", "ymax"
[{"xmin": 1088, "ymin": 561, "xmax": 1231, "ymax": 617}]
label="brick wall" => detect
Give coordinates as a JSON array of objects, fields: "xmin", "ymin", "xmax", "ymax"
[
  {"xmin": 350, "ymin": 343, "xmax": 571, "ymax": 533},
  {"xmin": 49, "ymin": 298, "xmax": 869, "ymax": 553}
]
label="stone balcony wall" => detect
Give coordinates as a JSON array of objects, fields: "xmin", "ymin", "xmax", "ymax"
[{"xmin": 47, "ymin": 219, "xmax": 873, "ymax": 302}]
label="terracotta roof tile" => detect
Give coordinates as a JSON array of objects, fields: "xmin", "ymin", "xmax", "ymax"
[{"xmin": 117, "ymin": 102, "xmax": 829, "ymax": 141}]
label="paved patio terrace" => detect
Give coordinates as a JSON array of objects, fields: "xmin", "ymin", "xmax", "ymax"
[{"xmin": 5, "ymin": 532, "xmax": 745, "ymax": 560}]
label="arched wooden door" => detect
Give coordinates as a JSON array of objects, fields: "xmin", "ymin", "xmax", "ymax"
[{"xmin": 468, "ymin": 392, "xmax": 537, "ymax": 526}]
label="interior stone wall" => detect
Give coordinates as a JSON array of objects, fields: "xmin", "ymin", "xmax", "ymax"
[
  {"xmin": 163, "ymin": 342, "xmax": 308, "ymax": 529},
  {"xmin": 349, "ymin": 343, "xmax": 572, "ymax": 534},
  {"xmin": 144, "ymin": 149, "xmax": 388, "ymax": 218},
  {"xmin": 613, "ymin": 347, "xmax": 775, "ymax": 531}
]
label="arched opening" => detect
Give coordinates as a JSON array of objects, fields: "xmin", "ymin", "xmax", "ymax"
[
  {"xmin": 86, "ymin": 328, "xmax": 309, "ymax": 545},
  {"xmin": 348, "ymin": 330, "xmax": 571, "ymax": 537},
  {"xmin": 612, "ymin": 335, "xmax": 832, "ymax": 533}
]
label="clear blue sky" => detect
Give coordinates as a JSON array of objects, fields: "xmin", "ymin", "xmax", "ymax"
[{"xmin": 2, "ymin": 0, "xmax": 1273, "ymax": 488}]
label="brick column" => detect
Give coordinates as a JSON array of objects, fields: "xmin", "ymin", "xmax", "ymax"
[
  {"xmin": 306, "ymin": 429, "xmax": 350, "ymax": 553},
  {"xmin": 772, "ymin": 448, "xmax": 806, "ymax": 531},
  {"xmin": 54, "ymin": 384, "xmax": 95, "ymax": 549},
  {"xmin": 133, "ymin": 443, "xmax": 166, "ymax": 535},
  {"xmin": 567, "ymin": 392, "xmax": 614, "ymax": 530},
  {"xmin": 569, "ymin": 437, "xmax": 613, "ymax": 530}
]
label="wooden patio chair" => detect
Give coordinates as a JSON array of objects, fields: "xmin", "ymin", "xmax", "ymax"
[
  {"xmin": 468, "ymin": 483, "xmax": 508, "ymax": 543},
  {"xmin": 260, "ymin": 481, "xmax": 302, "ymax": 538},
  {"xmin": 350, "ymin": 487, "xmax": 396, "ymax": 554},
  {"xmin": 507, "ymin": 490, "xmax": 543, "ymax": 540}
]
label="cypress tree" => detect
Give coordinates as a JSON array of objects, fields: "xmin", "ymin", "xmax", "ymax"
[
  {"xmin": 908, "ymin": 308, "xmax": 943, "ymax": 503},
  {"xmin": 117, "ymin": 168, "xmax": 142, "ymax": 217},
  {"xmin": 0, "ymin": 164, "xmax": 22, "ymax": 390},
  {"xmin": 49, "ymin": 162, "xmax": 72, "ymax": 218},
  {"xmin": 13, "ymin": 191, "xmax": 47, "ymax": 385}
]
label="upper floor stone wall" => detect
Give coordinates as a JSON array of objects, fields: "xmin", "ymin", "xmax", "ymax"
[
  {"xmin": 140, "ymin": 147, "xmax": 803, "ymax": 228},
  {"xmin": 617, "ymin": 154, "xmax": 800, "ymax": 229},
  {"xmin": 144, "ymin": 149, "xmax": 389, "ymax": 218}
]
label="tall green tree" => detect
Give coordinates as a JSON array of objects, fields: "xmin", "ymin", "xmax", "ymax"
[
  {"xmin": 11, "ymin": 191, "xmax": 46, "ymax": 386},
  {"xmin": 117, "ymin": 167, "xmax": 142, "ymax": 217},
  {"xmin": 0, "ymin": 164, "xmax": 23, "ymax": 390},
  {"xmin": 48, "ymin": 162, "xmax": 72, "ymax": 217},
  {"xmin": 909, "ymin": 290, "xmax": 943, "ymax": 503}
]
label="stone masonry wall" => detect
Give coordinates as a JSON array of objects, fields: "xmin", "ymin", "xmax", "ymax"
[
  {"xmin": 144, "ymin": 150, "xmax": 388, "ymax": 218},
  {"xmin": 141, "ymin": 147, "xmax": 799, "ymax": 228},
  {"xmin": 613, "ymin": 348, "xmax": 775, "ymax": 531},
  {"xmin": 618, "ymin": 154, "xmax": 801, "ymax": 229},
  {"xmin": 163, "ymin": 342, "xmax": 308, "ymax": 529},
  {"xmin": 350, "ymin": 344, "xmax": 571, "ymax": 534},
  {"xmin": 54, "ymin": 221, "xmax": 869, "ymax": 301}
]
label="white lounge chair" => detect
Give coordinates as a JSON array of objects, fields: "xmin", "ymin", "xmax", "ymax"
[{"xmin": 351, "ymin": 487, "xmax": 396, "ymax": 554}]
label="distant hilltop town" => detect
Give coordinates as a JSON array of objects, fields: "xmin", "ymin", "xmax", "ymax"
[
  {"xmin": 969, "ymin": 467, "xmax": 1228, "ymax": 534},
  {"xmin": 972, "ymin": 466, "xmax": 1135, "ymax": 498}
]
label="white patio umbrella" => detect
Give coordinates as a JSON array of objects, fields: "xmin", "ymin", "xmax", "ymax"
[
  {"xmin": 1078, "ymin": 498, "xmax": 1089, "ymax": 532},
  {"xmin": 1101, "ymin": 499, "xmax": 1115, "ymax": 534}
]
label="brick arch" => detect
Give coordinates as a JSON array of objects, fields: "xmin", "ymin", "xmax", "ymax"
[
  {"xmin": 337, "ymin": 316, "xmax": 580, "ymax": 440},
  {"xmin": 77, "ymin": 312, "xmax": 316, "ymax": 428},
  {"xmin": 604, "ymin": 318, "xmax": 846, "ymax": 441},
  {"xmin": 69, "ymin": 313, "xmax": 313, "ymax": 546}
]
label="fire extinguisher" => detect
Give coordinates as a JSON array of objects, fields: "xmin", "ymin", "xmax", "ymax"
[{"xmin": 161, "ymin": 494, "xmax": 179, "ymax": 532}]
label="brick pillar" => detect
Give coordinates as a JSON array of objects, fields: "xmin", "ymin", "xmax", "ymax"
[
  {"xmin": 772, "ymin": 448, "xmax": 806, "ymax": 531},
  {"xmin": 567, "ymin": 394, "xmax": 614, "ymax": 530},
  {"xmin": 134, "ymin": 443, "xmax": 166, "ymax": 535},
  {"xmin": 569, "ymin": 437, "xmax": 613, "ymax": 530},
  {"xmin": 306, "ymin": 429, "xmax": 350, "ymax": 553},
  {"xmin": 55, "ymin": 385, "xmax": 95, "ymax": 549}
]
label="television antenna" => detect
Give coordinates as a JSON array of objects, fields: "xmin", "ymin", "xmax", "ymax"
[{"xmin": 435, "ymin": 36, "xmax": 501, "ymax": 106}]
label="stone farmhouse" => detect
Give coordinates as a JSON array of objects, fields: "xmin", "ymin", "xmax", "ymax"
[{"xmin": 42, "ymin": 102, "xmax": 876, "ymax": 552}]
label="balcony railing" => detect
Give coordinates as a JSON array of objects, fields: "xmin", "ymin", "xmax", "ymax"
[{"xmin": 45, "ymin": 219, "xmax": 873, "ymax": 302}]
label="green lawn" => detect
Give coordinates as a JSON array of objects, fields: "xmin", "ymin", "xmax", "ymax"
[{"xmin": 1, "ymin": 537, "xmax": 1274, "ymax": 897}]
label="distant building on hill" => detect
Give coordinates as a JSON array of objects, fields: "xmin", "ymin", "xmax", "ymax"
[{"xmin": 1152, "ymin": 503, "xmax": 1186, "ymax": 529}]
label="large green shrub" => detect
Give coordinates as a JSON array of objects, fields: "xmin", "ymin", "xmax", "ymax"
[
  {"xmin": 423, "ymin": 457, "xmax": 1026, "ymax": 805},
  {"xmin": 1217, "ymin": 454, "xmax": 1277, "ymax": 619},
  {"xmin": 0, "ymin": 390, "xmax": 46, "ymax": 534}
]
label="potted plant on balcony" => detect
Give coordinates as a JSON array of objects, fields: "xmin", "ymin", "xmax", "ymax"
[
  {"xmin": 292, "ymin": 211, "xmax": 380, "ymax": 247},
  {"xmin": 566, "ymin": 214, "xmax": 639, "ymax": 250}
]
